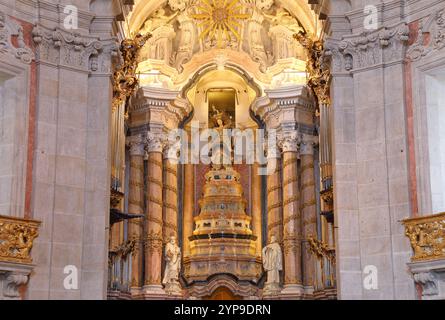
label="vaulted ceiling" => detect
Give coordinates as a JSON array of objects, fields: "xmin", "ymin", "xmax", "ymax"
[{"xmin": 118, "ymin": 0, "xmax": 324, "ymax": 37}]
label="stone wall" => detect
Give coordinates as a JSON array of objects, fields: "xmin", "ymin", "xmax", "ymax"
[
  {"xmin": 326, "ymin": 0, "xmax": 445, "ymax": 300},
  {"xmin": 0, "ymin": 0, "xmax": 118, "ymax": 299}
]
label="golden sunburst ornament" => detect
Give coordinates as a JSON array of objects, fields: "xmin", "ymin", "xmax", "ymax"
[{"xmin": 191, "ymin": 0, "xmax": 251, "ymax": 48}]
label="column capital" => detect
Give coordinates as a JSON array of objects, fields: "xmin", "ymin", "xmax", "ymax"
[
  {"xmin": 145, "ymin": 131, "xmax": 166, "ymax": 154},
  {"xmin": 278, "ymin": 130, "xmax": 300, "ymax": 154},
  {"xmin": 127, "ymin": 134, "xmax": 146, "ymax": 156},
  {"xmin": 163, "ymin": 139, "xmax": 180, "ymax": 161},
  {"xmin": 265, "ymin": 143, "xmax": 281, "ymax": 159},
  {"xmin": 300, "ymin": 134, "xmax": 318, "ymax": 156}
]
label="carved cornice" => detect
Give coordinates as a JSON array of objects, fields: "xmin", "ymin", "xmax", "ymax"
[
  {"xmin": 0, "ymin": 215, "xmax": 40, "ymax": 264},
  {"xmin": 0, "ymin": 10, "xmax": 34, "ymax": 64},
  {"xmin": 324, "ymin": 22, "xmax": 409, "ymax": 74},
  {"xmin": 32, "ymin": 24, "xmax": 118, "ymax": 72}
]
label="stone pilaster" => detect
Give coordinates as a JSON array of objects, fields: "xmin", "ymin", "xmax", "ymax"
[
  {"xmin": 127, "ymin": 135, "xmax": 145, "ymax": 289},
  {"xmin": 143, "ymin": 132, "xmax": 165, "ymax": 294},
  {"xmin": 279, "ymin": 132, "xmax": 304, "ymax": 297},
  {"xmin": 300, "ymin": 135, "xmax": 318, "ymax": 294}
]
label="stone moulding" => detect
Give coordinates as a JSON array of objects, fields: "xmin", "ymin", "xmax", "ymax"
[
  {"xmin": 403, "ymin": 212, "xmax": 445, "ymax": 262},
  {"xmin": 0, "ymin": 215, "xmax": 40, "ymax": 264},
  {"xmin": 324, "ymin": 22, "xmax": 410, "ymax": 73}
]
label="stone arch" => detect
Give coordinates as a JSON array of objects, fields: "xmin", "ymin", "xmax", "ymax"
[{"xmin": 188, "ymin": 274, "xmax": 260, "ymax": 299}]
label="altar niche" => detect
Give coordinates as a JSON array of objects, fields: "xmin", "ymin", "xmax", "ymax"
[{"xmin": 207, "ymin": 88, "xmax": 236, "ymax": 128}]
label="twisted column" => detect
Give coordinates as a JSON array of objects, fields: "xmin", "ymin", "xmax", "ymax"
[
  {"xmin": 162, "ymin": 145, "xmax": 179, "ymax": 242},
  {"xmin": 300, "ymin": 135, "xmax": 318, "ymax": 292},
  {"xmin": 252, "ymin": 161, "xmax": 263, "ymax": 256},
  {"xmin": 183, "ymin": 163, "xmax": 194, "ymax": 256},
  {"xmin": 143, "ymin": 132, "xmax": 164, "ymax": 293},
  {"xmin": 127, "ymin": 135, "xmax": 145, "ymax": 288},
  {"xmin": 280, "ymin": 132, "xmax": 303, "ymax": 296},
  {"xmin": 266, "ymin": 145, "xmax": 282, "ymax": 243}
]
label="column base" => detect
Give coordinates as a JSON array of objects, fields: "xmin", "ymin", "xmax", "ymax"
[
  {"xmin": 130, "ymin": 286, "xmax": 143, "ymax": 295},
  {"xmin": 164, "ymin": 282, "xmax": 183, "ymax": 297},
  {"xmin": 304, "ymin": 285, "xmax": 315, "ymax": 295},
  {"xmin": 262, "ymin": 282, "xmax": 282, "ymax": 298},
  {"xmin": 142, "ymin": 284, "xmax": 166, "ymax": 299},
  {"xmin": 280, "ymin": 284, "xmax": 304, "ymax": 299}
]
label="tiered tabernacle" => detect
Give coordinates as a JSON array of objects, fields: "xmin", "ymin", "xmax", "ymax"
[{"xmin": 184, "ymin": 167, "xmax": 262, "ymax": 282}]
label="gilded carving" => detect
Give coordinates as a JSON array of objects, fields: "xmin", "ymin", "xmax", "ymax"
[
  {"xmin": 0, "ymin": 216, "xmax": 40, "ymax": 264},
  {"xmin": 113, "ymin": 33, "xmax": 151, "ymax": 110},
  {"xmin": 403, "ymin": 213, "xmax": 445, "ymax": 262},
  {"xmin": 295, "ymin": 32, "xmax": 331, "ymax": 106}
]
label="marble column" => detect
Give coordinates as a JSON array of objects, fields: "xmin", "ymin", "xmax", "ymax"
[
  {"xmin": 252, "ymin": 162, "xmax": 263, "ymax": 256},
  {"xmin": 127, "ymin": 135, "xmax": 145, "ymax": 289},
  {"xmin": 300, "ymin": 135, "xmax": 318, "ymax": 294},
  {"xmin": 280, "ymin": 133, "xmax": 303, "ymax": 296},
  {"xmin": 143, "ymin": 132, "xmax": 165, "ymax": 294},
  {"xmin": 162, "ymin": 146, "xmax": 179, "ymax": 242},
  {"xmin": 266, "ymin": 146, "xmax": 282, "ymax": 243},
  {"xmin": 183, "ymin": 163, "xmax": 194, "ymax": 256}
]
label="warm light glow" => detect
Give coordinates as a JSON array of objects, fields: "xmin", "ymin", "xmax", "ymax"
[{"xmin": 191, "ymin": 0, "xmax": 251, "ymax": 48}]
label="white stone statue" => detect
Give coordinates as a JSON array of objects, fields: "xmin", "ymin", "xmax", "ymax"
[
  {"xmin": 264, "ymin": 8, "xmax": 304, "ymax": 34},
  {"xmin": 262, "ymin": 235, "xmax": 282, "ymax": 294},
  {"xmin": 140, "ymin": 8, "xmax": 178, "ymax": 34},
  {"xmin": 162, "ymin": 236, "xmax": 182, "ymax": 294}
]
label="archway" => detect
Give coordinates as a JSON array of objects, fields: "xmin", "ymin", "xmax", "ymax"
[{"xmin": 206, "ymin": 287, "xmax": 242, "ymax": 300}]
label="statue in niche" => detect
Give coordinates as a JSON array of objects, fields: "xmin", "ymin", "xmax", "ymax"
[
  {"xmin": 210, "ymin": 105, "xmax": 233, "ymax": 170},
  {"xmin": 162, "ymin": 235, "xmax": 182, "ymax": 294},
  {"xmin": 262, "ymin": 235, "xmax": 282, "ymax": 294}
]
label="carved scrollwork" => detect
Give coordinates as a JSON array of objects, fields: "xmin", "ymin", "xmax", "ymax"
[
  {"xmin": 0, "ymin": 11, "xmax": 34, "ymax": 64},
  {"xmin": 294, "ymin": 32, "xmax": 331, "ymax": 106},
  {"xmin": 307, "ymin": 236, "xmax": 335, "ymax": 264},
  {"xmin": 112, "ymin": 33, "xmax": 152, "ymax": 110},
  {"xmin": 0, "ymin": 215, "xmax": 40, "ymax": 264},
  {"xmin": 407, "ymin": 10, "xmax": 445, "ymax": 62}
]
